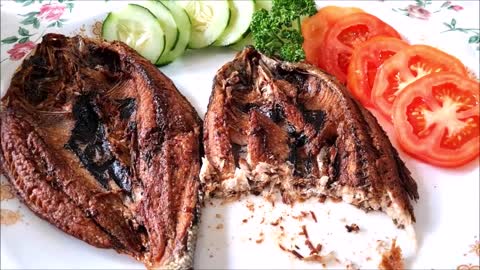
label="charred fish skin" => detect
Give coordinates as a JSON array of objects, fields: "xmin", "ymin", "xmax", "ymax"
[
  {"xmin": 0, "ymin": 34, "xmax": 201, "ymax": 269},
  {"xmin": 201, "ymin": 47, "xmax": 419, "ymax": 229}
]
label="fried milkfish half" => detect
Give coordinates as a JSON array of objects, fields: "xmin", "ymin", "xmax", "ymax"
[
  {"xmin": 0, "ymin": 34, "xmax": 202, "ymax": 269},
  {"xmin": 201, "ymin": 47, "xmax": 419, "ymax": 232}
]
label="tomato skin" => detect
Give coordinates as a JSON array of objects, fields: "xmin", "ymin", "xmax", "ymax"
[
  {"xmin": 371, "ymin": 45, "xmax": 468, "ymax": 119},
  {"xmin": 392, "ymin": 72, "xmax": 480, "ymax": 167},
  {"xmin": 322, "ymin": 12, "xmax": 402, "ymax": 83},
  {"xmin": 302, "ymin": 6, "xmax": 364, "ymax": 70},
  {"xmin": 347, "ymin": 37, "xmax": 409, "ymax": 107}
]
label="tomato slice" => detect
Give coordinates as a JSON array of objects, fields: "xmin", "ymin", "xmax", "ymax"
[
  {"xmin": 302, "ymin": 6, "xmax": 364, "ymax": 70},
  {"xmin": 347, "ymin": 36, "xmax": 409, "ymax": 107},
  {"xmin": 392, "ymin": 72, "xmax": 479, "ymax": 167},
  {"xmin": 371, "ymin": 45, "xmax": 468, "ymax": 118},
  {"xmin": 322, "ymin": 12, "xmax": 402, "ymax": 83}
]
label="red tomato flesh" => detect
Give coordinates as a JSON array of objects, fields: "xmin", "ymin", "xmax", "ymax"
[
  {"xmin": 347, "ymin": 36, "xmax": 409, "ymax": 107},
  {"xmin": 392, "ymin": 72, "xmax": 480, "ymax": 167},
  {"xmin": 371, "ymin": 45, "xmax": 468, "ymax": 119},
  {"xmin": 321, "ymin": 12, "xmax": 402, "ymax": 83},
  {"xmin": 302, "ymin": 6, "xmax": 364, "ymax": 70}
]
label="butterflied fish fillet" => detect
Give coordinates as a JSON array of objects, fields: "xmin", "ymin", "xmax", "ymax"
[
  {"xmin": 201, "ymin": 47, "xmax": 419, "ymax": 233},
  {"xmin": 0, "ymin": 34, "xmax": 202, "ymax": 269}
]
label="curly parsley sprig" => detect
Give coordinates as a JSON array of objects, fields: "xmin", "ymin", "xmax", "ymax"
[{"xmin": 250, "ymin": 0, "xmax": 316, "ymax": 62}]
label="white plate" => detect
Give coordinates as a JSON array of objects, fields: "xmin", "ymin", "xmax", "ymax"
[{"xmin": 1, "ymin": 1, "xmax": 479, "ymax": 269}]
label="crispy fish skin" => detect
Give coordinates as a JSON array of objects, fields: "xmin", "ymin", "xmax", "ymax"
[
  {"xmin": 201, "ymin": 47, "xmax": 419, "ymax": 230},
  {"xmin": 0, "ymin": 34, "xmax": 201, "ymax": 269}
]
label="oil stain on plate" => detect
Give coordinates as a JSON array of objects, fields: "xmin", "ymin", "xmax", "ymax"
[{"xmin": 0, "ymin": 209, "xmax": 21, "ymax": 225}]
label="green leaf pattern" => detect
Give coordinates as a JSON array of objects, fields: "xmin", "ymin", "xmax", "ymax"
[
  {"xmin": 15, "ymin": 0, "xmax": 35, "ymax": 7},
  {"xmin": 469, "ymin": 35, "xmax": 479, "ymax": 44},
  {"xmin": 20, "ymin": 15, "xmax": 40, "ymax": 29},
  {"xmin": 442, "ymin": 17, "xmax": 480, "ymax": 51},
  {"xmin": 1, "ymin": 36, "xmax": 19, "ymax": 44},
  {"xmin": 66, "ymin": 2, "xmax": 73, "ymax": 12},
  {"xmin": 18, "ymin": 37, "xmax": 29, "ymax": 43},
  {"xmin": 18, "ymin": 26, "xmax": 30, "ymax": 36}
]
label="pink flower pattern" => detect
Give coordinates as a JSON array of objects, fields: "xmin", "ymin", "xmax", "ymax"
[
  {"xmin": 393, "ymin": 0, "xmax": 464, "ymax": 21},
  {"xmin": 38, "ymin": 4, "xmax": 65, "ymax": 22},
  {"xmin": 407, "ymin": 5, "xmax": 431, "ymax": 20},
  {"xmin": 6, "ymin": 41, "xmax": 36, "ymax": 60},
  {"xmin": 450, "ymin": 5, "xmax": 464, "ymax": 11}
]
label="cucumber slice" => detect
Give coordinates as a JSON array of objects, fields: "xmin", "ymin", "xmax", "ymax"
[
  {"xmin": 229, "ymin": 0, "xmax": 272, "ymax": 50},
  {"xmin": 255, "ymin": 0, "xmax": 272, "ymax": 11},
  {"xmin": 213, "ymin": 0, "xmax": 255, "ymax": 46},
  {"xmin": 178, "ymin": 1, "xmax": 230, "ymax": 49},
  {"xmin": 230, "ymin": 33, "xmax": 252, "ymax": 51},
  {"xmin": 137, "ymin": 1, "xmax": 178, "ymax": 65},
  {"xmin": 102, "ymin": 4, "xmax": 165, "ymax": 64},
  {"xmin": 158, "ymin": 0, "xmax": 191, "ymax": 65}
]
